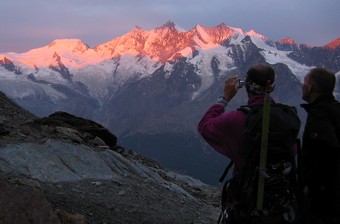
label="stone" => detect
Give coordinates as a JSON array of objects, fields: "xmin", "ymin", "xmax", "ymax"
[{"xmin": 0, "ymin": 173, "xmax": 61, "ymax": 224}]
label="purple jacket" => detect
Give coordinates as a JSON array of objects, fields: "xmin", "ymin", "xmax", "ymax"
[{"xmin": 198, "ymin": 95, "xmax": 275, "ymax": 175}]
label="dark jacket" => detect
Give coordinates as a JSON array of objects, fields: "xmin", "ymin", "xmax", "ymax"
[{"xmin": 301, "ymin": 94, "xmax": 340, "ymax": 217}]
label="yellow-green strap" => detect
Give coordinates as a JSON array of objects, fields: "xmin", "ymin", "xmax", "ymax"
[{"xmin": 256, "ymin": 93, "xmax": 271, "ymax": 210}]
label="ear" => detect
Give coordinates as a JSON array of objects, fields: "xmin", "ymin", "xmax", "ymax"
[{"xmin": 308, "ymin": 80, "xmax": 315, "ymax": 93}]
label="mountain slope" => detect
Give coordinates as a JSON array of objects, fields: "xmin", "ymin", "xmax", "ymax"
[
  {"xmin": 0, "ymin": 22, "xmax": 339, "ymax": 185},
  {"xmin": 0, "ymin": 91, "xmax": 219, "ymax": 224}
]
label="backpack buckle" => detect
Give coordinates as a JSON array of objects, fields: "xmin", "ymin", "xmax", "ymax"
[
  {"xmin": 218, "ymin": 208, "xmax": 232, "ymax": 224},
  {"xmin": 258, "ymin": 169, "xmax": 270, "ymax": 179}
]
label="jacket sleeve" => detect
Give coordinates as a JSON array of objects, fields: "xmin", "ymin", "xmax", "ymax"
[{"xmin": 197, "ymin": 103, "xmax": 244, "ymax": 160}]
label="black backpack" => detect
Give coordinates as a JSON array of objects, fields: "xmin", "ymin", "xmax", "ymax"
[{"xmin": 218, "ymin": 103, "xmax": 301, "ymax": 224}]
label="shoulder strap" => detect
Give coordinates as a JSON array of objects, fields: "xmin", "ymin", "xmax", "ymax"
[
  {"xmin": 256, "ymin": 93, "xmax": 271, "ymax": 211},
  {"xmin": 237, "ymin": 105, "xmax": 251, "ymax": 113},
  {"xmin": 237, "ymin": 105, "xmax": 262, "ymax": 114},
  {"xmin": 219, "ymin": 160, "xmax": 234, "ymax": 183}
]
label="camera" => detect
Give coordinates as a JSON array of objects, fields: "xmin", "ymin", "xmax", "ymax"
[{"xmin": 238, "ymin": 80, "xmax": 246, "ymax": 88}]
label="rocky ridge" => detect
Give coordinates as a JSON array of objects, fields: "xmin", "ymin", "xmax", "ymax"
[{"xmin": 0, "ymin": 91, "xmax": 220, "ymax": 224}]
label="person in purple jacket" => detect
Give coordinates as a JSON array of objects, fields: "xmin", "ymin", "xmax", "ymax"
[{"xmin": 197, "ymin": 64, "xmax": 276, "ymax": 176}]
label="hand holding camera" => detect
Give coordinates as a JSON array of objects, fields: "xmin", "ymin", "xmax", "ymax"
[
  {"xmin": 223, "ymin": 76, "xmax": 244, "ymax": 101},
  {"xmin": 238, "ymin": 79, "xmax": 246, "ymax": 88}
]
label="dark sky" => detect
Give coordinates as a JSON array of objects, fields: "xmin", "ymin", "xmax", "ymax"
[{"xmin": 1, "ymin": 0, "xmax": 339, "ymax": 53}]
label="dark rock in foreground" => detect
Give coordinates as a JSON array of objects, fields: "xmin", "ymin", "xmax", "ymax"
[{"xmin": 0, "ymin": 91, "xmax": 220, "ymax": 223}]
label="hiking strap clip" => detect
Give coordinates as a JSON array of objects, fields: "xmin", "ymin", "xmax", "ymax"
[
  {"xmin": 217, "ymin": 208, "xmax": 230, "ymax": 224},
  {"xmin": 258, "ymin": 168, "xmax": 270, "ymax": 179}
]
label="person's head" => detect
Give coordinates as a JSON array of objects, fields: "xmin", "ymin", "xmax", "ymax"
[
  {"xmin": 245, "ymin": 64, "xmax": 275, "ymax": 95},
  {"xmin": 302, "ymin": 67, "xmax": 335, "ymax": 103}
]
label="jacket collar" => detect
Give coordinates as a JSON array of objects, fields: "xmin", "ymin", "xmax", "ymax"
[
  {"xmin": 248, "ymin": 95, "xmax": 275, "ymax": 106},
  {"xmin": 301, "ymin": 94, "xmax": 336, "ymax": 112}
]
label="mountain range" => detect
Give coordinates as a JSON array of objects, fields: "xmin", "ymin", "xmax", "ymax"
[{"xmin": 1, "ymin": 21, "xmax": 339, "ymax": 184}]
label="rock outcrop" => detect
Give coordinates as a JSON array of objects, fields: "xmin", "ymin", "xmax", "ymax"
[
  {"xmin": 0, "ymin": 91, "xmax": 220, "ymax": 224},
  {"xmin": 34, "ymin": 111, "xmax": 117, "ymax": 148}
]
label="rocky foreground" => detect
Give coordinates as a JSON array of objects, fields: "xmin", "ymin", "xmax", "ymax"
[{"xmin": 0, "ymin": 91, "xmax": 221, "ymax": 224}]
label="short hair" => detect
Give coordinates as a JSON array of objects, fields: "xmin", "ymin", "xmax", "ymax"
[
  {"xmin": 246, "ymin": 64, "xmax": 275, "ymax": 94},
  {"xmin": 308, "ymin": 68, "xmax": 335, "ymax": 94}
]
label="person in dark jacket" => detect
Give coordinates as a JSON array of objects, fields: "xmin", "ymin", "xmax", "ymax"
[{"xmin": 300, "ymin": 67, "xmax": 340, "ymax": 224}]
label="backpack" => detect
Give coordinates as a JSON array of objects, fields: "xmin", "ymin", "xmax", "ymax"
[{"xmin": 218, "ymin": 103, "xmax": 301, "ymax": 224}]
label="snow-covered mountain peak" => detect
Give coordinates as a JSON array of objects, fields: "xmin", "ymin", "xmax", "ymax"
[
  {"xmin": 94, "ymin": 27, "xmax": 149, "ymax": 59},
  {"xmin": 277, "ymin": 38, "xmax": 298, "ymax": 45},
  {"xmin": 153, "ymin": 20, "xmax": 181, "ymax": 38},
  {"xmin": 0, "ymin": 22, "xmax": 338, "ymax": 88},
  {"xmin": 194, "ymin": 24, "xmax": 235, "ymax": 38},
  {"xmin": 157, "ymin": 20, "xmax": 177, "ymax": 31},
  {"xmin": 1, "ymin": 38, "xmax": 104, "ymax": 70},
  {"xmin": 95, "ymin": 21, "xmax": 190, "ymax": 62},
  {"xmin": 133, "ymin": 25, "xmax": 143, "ymax": 30},
  {"xmin": 190, "ymin": 24, "xmax": 236, "ymax": 49},
  {"xmin": 47, "ymin": 39, "xmax": 90, "ymax": 53},
  {"xmin": 246, "ymin": 29, "xmax": 268, "ymax": 40},
  {"xmin": 0, "ymin": 55, "xmax": 10, "ymax": 61},
  {"xmin": 325, "ymin": 38, "xmax": 340, "ymax": 49}
]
